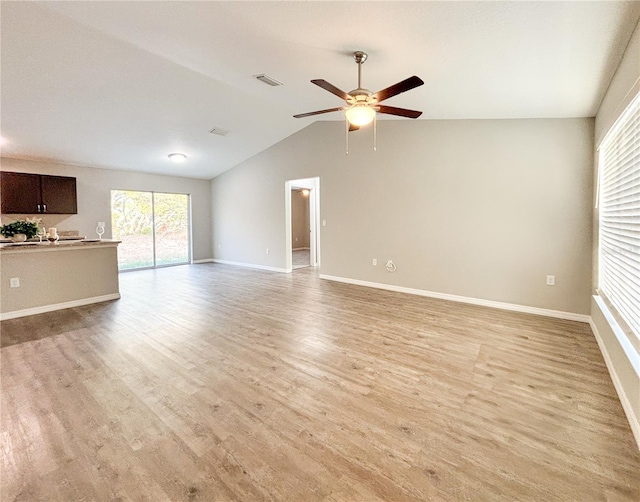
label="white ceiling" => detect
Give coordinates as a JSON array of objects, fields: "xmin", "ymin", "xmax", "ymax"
[{"xmin": 2, "ymin": 1, "xmax": 639, "ymax": 180}]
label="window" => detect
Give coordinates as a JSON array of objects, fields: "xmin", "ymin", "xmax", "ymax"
[
  {"xmin": 598, "ymin": 92, "xmax": 640, "ymax": 340},
  {"xmin": 111, "ymin": 190, "xmax": 191, "ymax": 271}
]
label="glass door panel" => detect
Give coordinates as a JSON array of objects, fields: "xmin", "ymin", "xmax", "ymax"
[
  {"xmin": 154, "ymin": 192, "xmax": 190, "ymax": 266},
  {"xmin": 111, "ymin": 190, "xmax": 154, "ymax": 270}
]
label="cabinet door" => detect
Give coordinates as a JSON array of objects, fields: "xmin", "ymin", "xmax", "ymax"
[
  {"xmin": 0, "ymin": 172, "xmax": 41, "ymax": 214},
  {"xmin": 40, "ymin": 175, "xmax": 77, "ymax": 214}
]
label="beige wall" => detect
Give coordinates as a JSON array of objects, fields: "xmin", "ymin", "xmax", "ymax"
[
  {"xmin": 0, "ymin": 157, "xmax": 213, "ymax": 261},
  {"xmin": 212, "ymin": 117, "xmax": 593, "ymax": 315},
  {"xmin": 591, "ymin": 19, "xmax": 640, "ymax": 445},
  {"xmin": 1, "ymin": 245, "xmax": 119, "ymax": 315},
  {"xmin": 291, "ymin": 189, "xmax": 310, "ymax": 248}
]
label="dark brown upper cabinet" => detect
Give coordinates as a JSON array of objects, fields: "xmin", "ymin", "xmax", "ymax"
[{"xmin": 0, "ymin": 171, "xmax": 78, "ymax": 214}]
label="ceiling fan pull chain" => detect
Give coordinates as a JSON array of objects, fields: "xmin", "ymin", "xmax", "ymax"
[
  {"xmin": 373, "ymin": 114, "xmax": 377, "ymax": 152},
  {"xmin": 345, "ymin": 119, "xmax": 349, "ymax": 155}
]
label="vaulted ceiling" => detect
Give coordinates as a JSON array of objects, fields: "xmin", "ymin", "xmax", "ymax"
[{"xmin": 2, "ymin": 1, "xmax": 639, "ymax": 179}]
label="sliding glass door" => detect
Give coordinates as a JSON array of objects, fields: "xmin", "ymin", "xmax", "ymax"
[{"xmin": 111, "ymin": 190, "xmax": 190, "ymax": 271}]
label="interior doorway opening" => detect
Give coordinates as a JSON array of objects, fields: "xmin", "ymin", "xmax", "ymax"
[
  {"xmin": 291, "ymin": 188, "xmax": 311, "ymax": 269},
  {"xmin": 285, "ymin": 177, "xmax": 320, "ymax": 273}
]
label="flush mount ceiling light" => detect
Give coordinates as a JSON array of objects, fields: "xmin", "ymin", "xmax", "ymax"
[{"xmin": 168, "ymin": 153, "xmax": 187, "ymax": 163}]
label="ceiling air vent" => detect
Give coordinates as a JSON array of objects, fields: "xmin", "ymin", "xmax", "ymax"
[
  {"xmin": 254, "ymin": 74, "xmax": 283, "ymax": 87},
  {"xmin": 209, "ymin": 127, "xmax": 230, "ymax": 136}
]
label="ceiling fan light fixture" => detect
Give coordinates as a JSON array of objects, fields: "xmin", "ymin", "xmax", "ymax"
[
  {"xmin": 168, "ymin": 153, "xmax": 187, "ymax": 163},
  {"xmin": 345, "ymin": 105, "xmax": 375, "ymax": 126}
]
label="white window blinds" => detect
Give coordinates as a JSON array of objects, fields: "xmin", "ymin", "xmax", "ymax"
[{"xmin": 598, "ymin": 92, "xmax": 640, "ymax": 340}]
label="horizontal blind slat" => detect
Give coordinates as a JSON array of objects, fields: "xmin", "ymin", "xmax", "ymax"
[{"xmin": 598, "ymin": 92, "xmax": 640, "ymax": 341}]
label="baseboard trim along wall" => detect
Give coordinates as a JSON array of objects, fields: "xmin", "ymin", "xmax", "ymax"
[
  {"xmin": 212, "ymin": 259, "xmax": 289, "ymax": 273},
  {"xmin": 0, "ymin": 293, "xmax": 121, "ymax": 321},
  {"xmin": 319, "ymin": 274, "xmax": 591, "ymax": 323},
  {"xmin": 590, "ymin": 298, "xmax": 640, "ymax": 450},
  {"xmin": 192, "ymin": 258, "xmax": 215, "ymax": 264}
]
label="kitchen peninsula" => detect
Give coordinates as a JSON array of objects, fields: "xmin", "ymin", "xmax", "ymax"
[{"xmin": 0, "ymin": 239, "xmax": 121, "ymax": 320}]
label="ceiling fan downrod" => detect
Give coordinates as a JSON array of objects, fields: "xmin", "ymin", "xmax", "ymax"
[{"xmin": 353, "ymin": 51, "xmax": 368, "ymax": 90}]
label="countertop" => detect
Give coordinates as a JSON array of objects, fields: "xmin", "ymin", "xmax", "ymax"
[{"xmin": 0, "ymin": 239, "xmax": 121, "ymax": 254}]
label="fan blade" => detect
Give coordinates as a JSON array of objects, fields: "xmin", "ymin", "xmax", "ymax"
[
  {"xmin": 377, "ymin": 105, "xmax": 422, "ymax": 119},
  {"xmin": 372, "ymin": 76, "xmax": 424, "ymax": 103},
  {"xmin": 294, "ymin": 107, "xmax": 345, "ymax": 118},
  {"xmin": 349, "ymin": 123, "xmax": 360, "ymax": 132},
  {"xmin": 311, "ymin": 79, "xmax": 351, "ymax": 101}
]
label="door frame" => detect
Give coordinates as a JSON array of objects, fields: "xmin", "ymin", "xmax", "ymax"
[{"xmin": 285, "ymin": 177, "xmax": 320, "ymax": 273}]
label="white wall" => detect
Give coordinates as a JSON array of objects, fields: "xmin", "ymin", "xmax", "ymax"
[
  {"xmin": 596, "ymin": 20, "xmax": 640, "ymax": 146},
  {"xmin": 0, "ymin": 158, "xmax": 212, "ymax": 261},
  {"xmin": 212, "ymin": 117, "xmax": 593, "ymax": 316},
  {"xmin": 591, "ymin": 19, "xmax": 640, "ymax": 447}
]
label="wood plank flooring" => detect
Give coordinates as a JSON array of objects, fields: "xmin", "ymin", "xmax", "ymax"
[
  {"xmin": 1, "ymin": 264, "xmax": 638, "ymax": 501},
  {"xmin": 292, "ymin": 249, "xmax": 311, "ymax": 269}
]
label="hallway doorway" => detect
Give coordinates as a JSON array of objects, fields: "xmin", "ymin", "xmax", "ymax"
[
  {"xmin": 285, "ymin": 177, "xmax": 320, "ymax": 273},
  {"xmin": 291, "ymin": 187, "xmax": 311, "ymax": 269}
]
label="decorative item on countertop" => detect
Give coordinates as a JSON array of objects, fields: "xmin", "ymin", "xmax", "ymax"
[
  {"xmin": 36, "ymin": 225, "xmax": 47, "ymax": 243},
  {"xmin": 0, "ymin": 218, "xmax": 40, "ymax": 241},
  {"xmin": 48, "ymin": 228, "xmax": 59, "ymax": 243},
  {"xmin": 96, "ymin": 222, "xmax": 105, "ymax": 240}
]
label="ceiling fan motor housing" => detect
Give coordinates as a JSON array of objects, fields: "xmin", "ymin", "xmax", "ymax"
[{"xmin": 347, "ymin": 90, "xmax": 376, "ymax": 105}]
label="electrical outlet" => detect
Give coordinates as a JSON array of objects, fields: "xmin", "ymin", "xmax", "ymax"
[
  {"xmin": 266, "ymin": 248, "xmax": 270, "ymax": 255},
  {"xmin": 322, "ymin": 220, "xmax": 326, "ymax": 227},
  {"xmin": 546, "ymin": 275, "xmax": 555, "ymax": 286},
  {"xmin": 218, "ymin": 244, "xmax": 221, "ymax": 250},
  {"xmin": 10, "ymin": 278, "xmax": 20, "ymax": 288},
  {"xmin": 372, "ymin": 258, "xmax": 377, "ymax": 266}
]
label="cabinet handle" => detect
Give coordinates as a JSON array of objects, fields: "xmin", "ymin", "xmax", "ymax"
[
  {"xmin": 37, "ymin": 204, "xmax": 41, "ymax": 213},
  {"xmin": 42, "ymin": 204, "xmax": 47, "ymax": 213}
]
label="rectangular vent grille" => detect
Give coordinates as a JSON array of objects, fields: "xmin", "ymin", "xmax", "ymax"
[
  {"xmin": 255, "ymin": 74, "xmax": 283, "ymax": 87},
  {"xmin": 209, "ymin": 127, "xmax": 230, "ymax": 136}
]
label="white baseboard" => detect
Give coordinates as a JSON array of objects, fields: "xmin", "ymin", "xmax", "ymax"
[
  {"xmin": 0, "ymin": 293, "xmax": 121, "ymax": 321},
  {"xmin": 319, "ymin": 274, "xmax": 590, "ymax": 323},
  {"xmin": 192, "ymin": 258, "xmax": 215, "ymax": 264},
  {"xmin": 293, "ymin": 247, "xmax": 310, "ymax": 251},
  {"xmin": 212, "ymin": 259, "xmax": 288, "ymax": 273}
]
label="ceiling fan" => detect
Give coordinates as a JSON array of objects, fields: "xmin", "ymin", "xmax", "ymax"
[{"xmin": 294, "ymin": 51, "xmax": 424, "ymax": 132}]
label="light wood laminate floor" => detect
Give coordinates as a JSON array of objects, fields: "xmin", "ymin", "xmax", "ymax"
[
  {"xmin": 292, "ymin": 249, "xmax": 311, "ymax": 269},
  {"xmin": 1, "ymin": 264, "xmax": 638, "ymax": 501}
]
